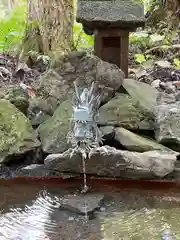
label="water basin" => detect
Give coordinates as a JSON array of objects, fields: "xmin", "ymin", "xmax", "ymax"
[{"xmin": 0, "ymin": 177, "xmax": 180, "ymax": 239}]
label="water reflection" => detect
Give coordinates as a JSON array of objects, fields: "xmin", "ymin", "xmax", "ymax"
[
  {"xmin": 101, "ymin": 209, "xmax": 179, "ymax": 239},
  {"xmin": 0, "ymin": 190, "xmax": 60, "ymax": 239},
  {"xmin": 0, "ymin": 182, "xmax": 180, "ymax": 239}
]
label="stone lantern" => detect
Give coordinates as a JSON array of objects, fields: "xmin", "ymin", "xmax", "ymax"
[{"xmin": 76, "ymin": 0, "xmax": 145, "ymax": 77}]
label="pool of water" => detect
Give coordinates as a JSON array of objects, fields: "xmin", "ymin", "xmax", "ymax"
[{"xmin": 0, "ymin": 178, "xmax": 180, "ymax": 239}]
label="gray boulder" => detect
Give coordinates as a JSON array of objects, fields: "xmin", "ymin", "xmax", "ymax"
[
  {"xmin": 44, "ymin": 146, "xmax": 177, "ymax": 178},
  {"xmin": 100, "ymin": 126, "xmax": 115, "ymax": 139},
  {"xmin": 0, "ymin": 99, "xmax": 40, "ymax": 163},
  {"xmin": 0, "ymin": 86, "xmax": 29, "ymax": 115},
  {"xmin": 38, "ymin": 100, "xmax": 72, "ymax": 153},
  {"xmin": 28, "ymin": 97, "xmax": 52, "ymax": 126},
  {"xmin": 99, "ymin": 93, "xmax": 153, "ymax": 130},
  {"xmin": 122, "ymin": 78, "xmax": 158, "ymax": 112},
  {"xmin": 13, "ymin": 164, "xmax": 79, "ymax": 178},
  {"xmin": 154, "ymin": 93, "xmax": 180, "ymax": 150},
  {"xmin": 60, "ymin": 193, "xmax": 104, "ymax": 216},
  {"xmin": 99, "ymin": 79, "xmax": 158, "ymax": 130},
  {"xmin": 31, "ymin": 51, "xmax": 124, "ymax": 117},
  {"xmin": 115, "ymin": 127, "xmax": 176, "ymax": 153}
]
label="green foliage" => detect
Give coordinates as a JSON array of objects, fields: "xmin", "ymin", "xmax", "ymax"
[
  {"xmin": 150, "ymin": 33, "xmax": 164, "ymax": 42},
  {"xmin": 130, "ymin": 27, "xmax": 180, "ymax": 65},
  {"xmin": 0, "ymin": 1, "xmax": 94, "ymax": 54},
  {"xmin": 173, "ymin": 58, "xmax": 180, "ymax": 69},
  {"xmin": 0, "ymin": 3, "xmax": 27, "ymax": 53},
  {"xmin": 130, "ymin": 32, "xmax": 150, "ymax": 49},
  {"xmin": 135, "ymin": 54, "xmax": 146, "ymax": 64},
  {"xmin": 0, "ymin": 0, "xmax": 177, "ymax": 68},
  {"xmin": 130, "ymin": 32, "xmax": 166, "ymax": 50},
  {"xmin": 73, "ymin": 22, "xmax": 94, "ymax": 51},
  {"xmin": 73, "ymin": 0, "xmax": 94, "ymax": 51}
]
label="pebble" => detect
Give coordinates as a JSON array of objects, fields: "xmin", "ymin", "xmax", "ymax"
[{"xmin": 151, "ymin": 79, "xmax": 161, "ymax": 88}]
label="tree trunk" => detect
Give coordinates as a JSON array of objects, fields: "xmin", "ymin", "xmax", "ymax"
[
  {"xmin": 166, "ymin": 0, "xmax": 180, "ymax": 13},
  {"xmin": 1, "ymin": 0, "xmax": 15, "ymax": 14},
  {"xmin": 21, "ymin": 0, "xmax": 74, "ymax": 60},
  {"xmin": 147, "ymin": 0, "xmax": 180, "ymax": 27}
]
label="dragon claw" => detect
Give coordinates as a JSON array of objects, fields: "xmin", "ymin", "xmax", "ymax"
[
  {"xmin": 70, "ymin": 148, "xmax": 76, "ymax": 159},
  {"xmin": 88, "ymin": 149, "xmax": 94, "ymax": 159},
  {"xmin": 101, "ymin": 146, "xmax": 109, "ymax": 154},
  {"xmin": 81, "ymin": 150, "xmax": 87, "ymax": 159}
]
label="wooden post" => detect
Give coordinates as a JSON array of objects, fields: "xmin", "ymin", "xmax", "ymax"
[
  {"xmin": 94, "ymin": 30, "xmax": 102, "ymax": 59},
  {"xmin": 94, "ymin": 28, "xmax": 130, "ymax": 77},
  {"xmin": 119, "ymin": 31, "xmax": 129, "ymax": 77}
]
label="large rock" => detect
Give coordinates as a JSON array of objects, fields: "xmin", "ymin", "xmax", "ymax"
[
  {"xmin": 60, "ymin": 193, "xmax": 104, "ymax": 216},
  {"xmin": 115, "ymin": 127, "xmax": 176, "ymax": 153},
  {"xmin": 100, "ymin": 126, "xmax": 115, "ymax": 137},
  {"xmin": 122, "ymin": 79, "xmax": 158, "ymax": 112},
  {"xmin": 99, "ymin": 93, "xmax": 153, "ymax": 130},
  {"xmin": 32, "ymin": 51, "xmax": 124, "ymax": 115},
  {"xmin": 154, "ymin": 93, "xmax": 180, "ymax": 150},
  {"xmin": 0, "ymin": 86, "xmax": 29, "ymax": 115},
  {"xmin": 44, "ymin": 146, "xmax": 177, "ymax": 178},
  {"xmin": 38, "ymin": 100, "xmax": 72, "ymax": 153},
  {"xmin": 0, "ymin": 100, "xmax": 40, "ymax": 163},
  {"xmin": 13, "ymin": 164, "xmax": 79, "ymax": 178},
  {"xmin": 100, "ymin": 126, "xmax": 115, "ymax": 142},
  {"xmin": 28, "ymin": 97, "xmax": 52, "ymax": 126},
  {"xmin": 14, "ymin": 164, "xmax": 50, "ymax": 177}
]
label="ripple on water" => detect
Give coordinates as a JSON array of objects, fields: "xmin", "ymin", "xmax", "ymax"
[
  {"xmin": 0, "ymin": 190, "xmax": 61, "ymax": 240},
  {"xmin": 0, "ymin": 184, "xmax": 180, "ymax": 239},
  {"xmin": 100, "ymin": 207, "xmax": 180, "ymax": 239}
]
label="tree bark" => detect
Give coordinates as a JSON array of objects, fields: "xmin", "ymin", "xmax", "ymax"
[
  {"xmin": 22, "ymin": 0, "xmax": 74, "ymax": 60},
  {"xmin": 1, "ymin": 0, "xmax": 15, "ymax": 14},
  {"xmin": 147, "ymin": 0, "xmax": 180, "ymax": 27},
  {"xmin": 166, "ymin": 0, "xmax": 180, "ymax": 13}
]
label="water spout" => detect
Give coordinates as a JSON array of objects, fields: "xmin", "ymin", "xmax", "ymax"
[{"xmin": 67, "ymin": 81, "xmax": 102, "ymax": 193}]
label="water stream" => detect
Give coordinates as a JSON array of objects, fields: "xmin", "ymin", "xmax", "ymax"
[{"xmin": 81, "ymin": 154, "xmax": 88, "ymax": 193}]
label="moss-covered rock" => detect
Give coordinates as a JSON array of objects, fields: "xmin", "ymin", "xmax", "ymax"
[
  {"xmin": 115, "ymin": 127, "xmax": 176, "ymax": 153},
  {"xmin": 28, "ymin": 96, "xmax": 52, "ymax": 126},
  {"xmin": 99, "ymin": 93, "xmax": 154, "ymax": 130},
  {"xmin": 38, "ymin": 100, "xmax": 72, "ymax": 153},
  {"xmin": 0, "ymin": 100, "xmax": 40, "ymax": 163},
  {"xmin": 122, "ymin": 78, "xmax": 158, "ymax": 112},
  {"xmin": 154, "ymin": 93, "xmax": 180, "ymax": 152},
  {"xmin": 0, "ymin": 86, "xmax": 29, "ymax": 115},
  {"xmin": 33, "ymin": 51, "xmax": 124, "ymax": 114}
]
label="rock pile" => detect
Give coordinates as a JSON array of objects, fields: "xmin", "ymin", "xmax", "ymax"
[{"xmin": 0, "ymin": 52, "xmax": 180, "ymax": 180}]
